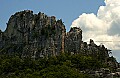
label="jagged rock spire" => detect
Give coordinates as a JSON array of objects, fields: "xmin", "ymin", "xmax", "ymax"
[{"xmin": 65, "ymin": 27, "xmax": 82, "ymax": 54}]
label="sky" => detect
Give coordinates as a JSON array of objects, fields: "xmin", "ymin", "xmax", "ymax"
[{"xmin": 0, "ymin": 0, "xmax": 120, "ymax": 62}]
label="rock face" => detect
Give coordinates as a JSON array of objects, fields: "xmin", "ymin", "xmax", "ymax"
[
  {"xmin": 65, "ymin": 27, "xmax": 82, "ymax": 54},
  {"xmin": 1, "ymin": 10, "xmax": 66, "ymax": 58},
  {"xmin": 0, "ymin": 10, "xmax": 112, "ymax": 61}
]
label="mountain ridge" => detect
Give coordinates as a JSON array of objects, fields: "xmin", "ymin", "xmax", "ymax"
[
  {"xmin": 0, "ymin": 10, "xmax": 120, "ymax": 77},
  {"xmin": 0, "ymin": 10, "xmax": 116, "ymax": 60}
]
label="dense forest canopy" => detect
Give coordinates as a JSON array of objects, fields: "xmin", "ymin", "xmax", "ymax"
[{"xmin": 0, "ymin": 53, "xmax": 110, "ymax": 78}]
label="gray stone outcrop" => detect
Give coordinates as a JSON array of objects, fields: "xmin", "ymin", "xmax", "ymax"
[{"xmin": 0, "ymin": 10, "xmax": 112, "ymax": 61}]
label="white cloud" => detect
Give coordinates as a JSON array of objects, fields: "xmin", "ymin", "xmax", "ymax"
[{"xmin": 71, "ymin": 0, "xmax": 120, "ymax": 50}]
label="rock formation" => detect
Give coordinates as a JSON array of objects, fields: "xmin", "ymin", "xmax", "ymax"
[
  {"xmin": 65, "ymin": 27, "xmax": 82, "ymax": 54},
  {"xmin": 1, "ymin": 10, "xmax": 66, "ymax": 58},
  {"xmin": 0, "ymin": 10, "xmax": 114, "ymax": 62},
  {"xmin": 0, "ymin": 10, "xmax": 120, "ymax": 78}
]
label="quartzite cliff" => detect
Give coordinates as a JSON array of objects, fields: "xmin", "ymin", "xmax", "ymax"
[
  {"xmin": 0, "ymin": 10, "xmax": 115, "ymax": 62},
  {"xmin": 1, "ymin": 10, "xmax": 120, "ymax": 78}
]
